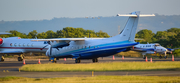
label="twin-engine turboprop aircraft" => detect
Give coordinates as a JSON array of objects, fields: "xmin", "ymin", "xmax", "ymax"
[
  {"xmin": 0, "ymin": 37, "xmax": 49, "ymax": 62},
  {"xmin": 32, "ymin": 11, "xmax": 155, "ymax": 63},
  {"xmin": 132, "ymin": 43, "xmax": 174, "ymax": 59}
]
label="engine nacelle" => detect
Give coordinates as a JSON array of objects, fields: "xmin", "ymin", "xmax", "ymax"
[{"xmin": 0, "ymin": 38, "xmax": 3, "ymax": 46}]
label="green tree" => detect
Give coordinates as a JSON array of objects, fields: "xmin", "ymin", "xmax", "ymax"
[
  {"xmin": 8, "ymin": 30, "xmax": 27, "ymax": 38},
  {"xmin": 167, "ymin": 28, "xmax": 180, "ymax": 34},
  {"xmin": 27, "ymin": 30, "xmax": 37, "ymax": 38},
  {"xmin": 36, "ymin": 32, "xmax": 48, "ymax": 38},
  {"xmin": 135, "ymin": 29, "xmax": 155, "ymax": 43},
  {"xmin": 45, "ymin": 30, "xmax": 56, "ymax": 38}
]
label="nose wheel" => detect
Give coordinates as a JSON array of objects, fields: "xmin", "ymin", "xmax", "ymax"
[
  {"xmin": 52, "ymin": 58, "xmax": 57, "ymax": 63},
  {"xmin": 92, "ymin": 58, "xmax": 98, "ymax": 63}
]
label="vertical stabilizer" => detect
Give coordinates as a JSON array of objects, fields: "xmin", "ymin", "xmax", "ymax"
[{"xmin": 111, "ymin": 11, "xmax": 154, "ymax": 42}]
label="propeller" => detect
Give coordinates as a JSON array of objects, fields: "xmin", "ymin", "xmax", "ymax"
[{"xmin": 46, "ymin": 41, "xmax": 52, "ymax": 56}]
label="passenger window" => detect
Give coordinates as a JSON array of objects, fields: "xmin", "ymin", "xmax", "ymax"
[
  {"xmin": 10, "ymin": 43, "xmax": 12, "ymax": 46},
  {"xmin": 23, "ymin": 43, "xmax": 26, "ymax": 47},
  {"xmin": 27, "ymin": 43, "xmax": 30, "ymax": 47},
  {"xmin": 14, "ymin": 43, "xmax": 17, "ymax": 46}
]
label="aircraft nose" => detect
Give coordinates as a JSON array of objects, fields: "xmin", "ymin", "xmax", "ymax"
[{"xmin": 163, "ymin": 48, "xmax": 167, "ymax": 52}]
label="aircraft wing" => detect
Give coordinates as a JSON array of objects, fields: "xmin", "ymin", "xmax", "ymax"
[
  {"xmin": 0, "ymin": 51, "xmax": 23, "ymax": 54},
  {"xmin": 31, "ymin": 38, "xmax": 104, "ymax": 42},
  {"xmin": 31, "ymin": 38, "xmax": 104, "ymax": 48}
]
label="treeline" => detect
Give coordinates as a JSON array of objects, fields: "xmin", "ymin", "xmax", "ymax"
[
  {"xmin": 1, "ymin": 27, "xmax": 180, "ymax": 56},
  {"xmin": 135, "ymin": 27, "xmax": 180, "ymax": 48},
  {"xmin": 0, "ymin": 27, "xmax": 110, "ymax": 38},
  {"xmin": 1, "ymin": 27, "xmax": 180, "ymax": 48}
]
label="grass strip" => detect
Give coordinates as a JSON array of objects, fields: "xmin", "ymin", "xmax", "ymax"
[
  {"xmin": 0, "ymin": 76, "xmax": 180, "ymax": 83},
  {"xmin": 20, "ymin": 61, "xmax": 180, "ymax": 72},
  {"xmin": 0, "ymin": 76, "xmax": 22, "ymax": 81}
]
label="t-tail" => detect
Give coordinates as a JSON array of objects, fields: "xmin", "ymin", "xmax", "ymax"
[{"xmin": 111, "ymin": 11, "xmax": 155, "ymax": 42}]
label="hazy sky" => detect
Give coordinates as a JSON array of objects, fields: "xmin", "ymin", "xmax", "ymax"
[{"xmin": 0, "ymin": 0, "xmax": 180, "ymax": 21}]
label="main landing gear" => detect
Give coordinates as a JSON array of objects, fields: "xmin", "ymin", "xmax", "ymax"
[
  {"xmin": 143, "ymin": 55, "xmax": 146, "ymax": 59},
  {"xmin": 75, "ymin": 59, "xmax": 81, "ymax": 63},
  {"xmin": 18, "ymin": 54, "xmax": 24, "ymax": 61},
  {"xmin": 75, "ymin": 58, "xmax": 98, "ymax": 63},
  {"xmin": 0, "ymin": 55, "xmax": 4, "ymax": 62},
  {"xmin": 92, "ymin": 58, "xmax": 98, "ymax": 63},
  {"xmin": 50, "ymin": 58, "xmax": 57, "ymax": 63}
]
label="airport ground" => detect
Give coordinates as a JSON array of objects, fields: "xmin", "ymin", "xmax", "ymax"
[{"xmin": 0, "ymin": 56, "xmax": 180, "ymax": 78}]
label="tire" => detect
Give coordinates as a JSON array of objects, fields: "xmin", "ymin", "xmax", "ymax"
[
  {"xmin": 95, "ymin": 58, "xmax": 98, "ymax": 62},
  {"xmin": 18, "ymin": 57, "xmax": 22, "ymax": 61},
  {"xmin": 92, "ymin": 59, "xmax": 96, "ymax": 63},
  {"xmin": 92, "ymin": 58, "xmax": 98, "ymax": 63},
  {"xmin": 1, "ymin": 58, "xmax": 4, "ymax": 62},
  {"xmin": 143, "ymin": 57, "xmax": 146, "ymax": 59},
  {"xmin": 75, "ymin": 59, "xmax": 80, "ymax": 63}
]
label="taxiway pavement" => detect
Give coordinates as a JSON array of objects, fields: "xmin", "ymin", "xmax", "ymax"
[{"xmin": 0, "ymin": 56, "xmax": 180, "ymax": 78}]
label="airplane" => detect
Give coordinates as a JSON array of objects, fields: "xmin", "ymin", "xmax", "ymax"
[
  {"xmin": 132, "ymin": 43, "xmax": 174, "ymax": 59},
  {"xmin": 32, "ymin": 11, "xmax": 155, "ymax": 63},
  {"xmin": 0, "ymin": 37, "xmax": 50, "ymax": 62}
]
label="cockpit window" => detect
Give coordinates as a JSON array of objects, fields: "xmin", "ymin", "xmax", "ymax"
[{"xmin": 155, "ymin": 44, "xmax": 160, "ymax": 46}]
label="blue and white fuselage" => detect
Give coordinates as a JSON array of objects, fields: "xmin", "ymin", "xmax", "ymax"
[
  {"xmin": 132, "ymin": 43, "xmax": 173, "ymax": 59},
  {"xmin": 47, "ymin": 39, "xmax": 138, "ymax": 59}
]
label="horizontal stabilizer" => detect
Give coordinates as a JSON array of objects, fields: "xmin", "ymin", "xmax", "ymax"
[{"xmin": 117, "ymin": 14, "xmax": 155, "ymax": 17}]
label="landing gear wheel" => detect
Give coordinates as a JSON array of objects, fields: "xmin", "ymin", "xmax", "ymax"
[
  {"xmin": 159, "ymin": 55, "xmax": 162, "ymax": 59},
  {"xmin": 53, "ymin": 60, "xmax": 57, "ymax": 63},
  {"xmin": 0, "ymin": 55, "xmax": 5, "ymax": 62},
  {"xmin": 92, "ymin": 58, "xmax": 98, "ymax": 63},
  {"xmin": 75, "ymin": 59, "xmax": 81, "ymax": 63},
  {"xmin": 18, "ymin": 57, "xmax": 23, "ymax": 61},
  {"xmin": 53, "ymin": 58, "xmax": 57, "ymax": 63},
  {"xmin": 165, "ymin": 56, "xmax": 167, "ymax": 59},
  {"xmin": 143, "ymin": 56, "xmax": 146, "ymax": 59},
  {"xmin": 1, "ymin": 58, "xmax": 4, "ymax": 62}
]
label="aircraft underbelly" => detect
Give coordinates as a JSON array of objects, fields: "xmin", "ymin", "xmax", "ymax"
[{"xmin": 79, "ymin": 48, "xmax": 127, "ymax": 59}]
